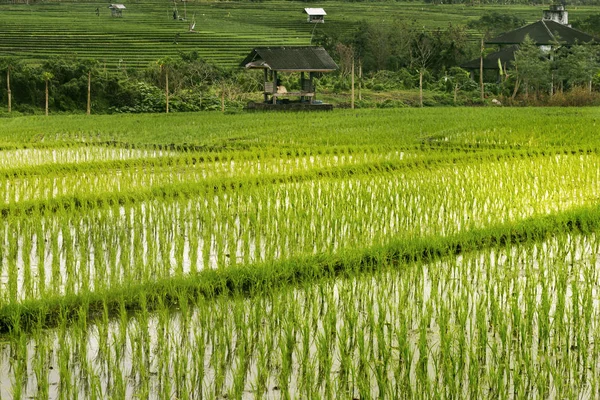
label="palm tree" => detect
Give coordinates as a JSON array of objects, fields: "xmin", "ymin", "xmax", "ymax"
[{"xmin": 157, "ymin": 57, "xmax": 174, "ymax": 113}]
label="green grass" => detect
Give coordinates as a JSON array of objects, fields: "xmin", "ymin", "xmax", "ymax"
[{"xmin": 1, "ymin": 107, "xmax": 600, "ymax": 148}]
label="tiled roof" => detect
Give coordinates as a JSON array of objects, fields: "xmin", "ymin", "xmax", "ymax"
[
  {"xmin": 461, "ymin": 45, "xmax": 519, "ymax": 70},
  {"xmin": 241, "ymin": 47, "xmax": 338, "ymax": 72},
  {"xmin": 486, "ymin": 20, "xmax": 598, "ymax": 45}
]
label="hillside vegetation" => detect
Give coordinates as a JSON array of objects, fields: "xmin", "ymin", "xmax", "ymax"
[{"xmin": 0, "ymin": 1, "xmax": 597, "ymax": 69}]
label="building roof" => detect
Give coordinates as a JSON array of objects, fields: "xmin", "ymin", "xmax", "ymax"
[
  {"xmin": 460, "ymin": 45, "xmax": 518, "ymax": 70},
  {"xmin": 241, "ymin": 47, "xmax": 337, "ymax": 72},
  {"xmin": 486, "ymin": 20, "xmax": 597, "ymax": 46},
  {"xmin": 304, "ymin": 8, "xmax": 326, "ymax": 16},
  {"xmin": 109, "ymin": 4, "xmax": 126, "ymax": 9}
]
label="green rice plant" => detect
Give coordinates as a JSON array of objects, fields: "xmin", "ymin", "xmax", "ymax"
[{"xmin": 5, "ymin": 108, "xmax": 600, "ymax": 398}]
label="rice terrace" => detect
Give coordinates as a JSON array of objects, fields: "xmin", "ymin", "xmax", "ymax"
[
  {"xmin": 0, "ymin": 108, "xmax": 599, "ymax": 398},
  {"xmin": 2, "ymin": 0, "xmax": 600, "ymax": 398}
]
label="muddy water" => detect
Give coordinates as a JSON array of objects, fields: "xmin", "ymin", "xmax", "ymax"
[
  {"xmin": 1, "ymin": 232, "xmax": 599, "ymax": 399},
  {"xmin": 0, "ymin": 147, "xmax": 174, "ymax": 170},
  {"xmin": 4, "ymin": 153, "xmax": 600, "ymax": 302}
]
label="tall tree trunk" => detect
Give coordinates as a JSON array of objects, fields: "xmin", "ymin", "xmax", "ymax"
[
  {"xmin": 479, "ymin": 37, "xmax": 484, "ymax": 101},
  {"xmin": 87, "ymin": 71, "xmax": 91, "ymax": 115},
  {"xmin": 358, "ymin": 60, "xmax": 362, "ymax": 101},
  {"xmin": 45, "ymin": 78, "xmax": 49, "ymax": 116},
  {"xmin": 454, "ymin": 82, "xmax": 459, "ymax": 105},
  {"xmin": 351, "ymin": 57, "xmax": 355, "ymax": 109},
  {"xmin": 511, "ymin": 78, "xmax": 520, "ymax": 100},
  {"xmin": 6, "ymin": 67, "xmax": 11, "ymax": 114},
  {"xmin": 419, "ymin": 69, "xmax": 423, "ymax": 108},
  {"xmin": 165, "ymin": 68, "xmax": 169, "ymax": 113},
  {"xmin": 221, "ymin": 85, "xmax": 225, "ymax": 112}
]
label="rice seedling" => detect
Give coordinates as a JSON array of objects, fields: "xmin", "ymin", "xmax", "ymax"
[{"xmin": 1, "ymin": 108, "xmax": 600, "ymax": 397}]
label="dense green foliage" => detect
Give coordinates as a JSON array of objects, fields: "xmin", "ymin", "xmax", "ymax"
[
  {"xmin": 466, "ymin": 10, "xmax": 526, "ymax": 35},
  {"xmin": 572, "ymin": 12, "xmax": 600, "ymax": 35},
  {"xmin": 0, "ymin": 54, "xmax": 258, "ymax": 113}
]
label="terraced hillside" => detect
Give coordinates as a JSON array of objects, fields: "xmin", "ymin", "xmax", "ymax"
[{"xmin": 1, "ymin": 0, "xmax": 596, "ymax": 70}]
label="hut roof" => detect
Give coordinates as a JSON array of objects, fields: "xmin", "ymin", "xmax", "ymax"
[
  {"xmin": 486, "ymin": 20, "xmax": 597, "ymax": 46},
  {"xmin": 241, "ymin": 47, "xmax": 337, "ymax": 72},
  {"xmin": 460, "ymin": 45, "xmax": 518, "ymax": 70},
  {"xmin": 109, "ymin": 4, "xmax": 126, "ymax": 9},
  {"xmin": 304, "ymin": 8, "xmax": 326, "ymax": 16}
]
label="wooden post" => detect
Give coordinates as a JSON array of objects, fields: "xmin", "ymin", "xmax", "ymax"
[
  {"xmin": 351, "ymin": 57, "xmax": 355, "ymax": 109},
  {"xmin": 6, "ymin": 67, "xmax": 11, "ymax": 114},
  {"xmin": 263, "ymin": 69, "xmax": 268, "ymax": 103},
  {"xmin": 309, "ymin": 72, "xmax": 314, "ymax": 104},
  {"xmin": 87, "ymin": 70, "xmax": 91, "ymax": 115},
  {"xmin": 479, "ymin": 36, "xmax": 484, "ymax": 102},
  {"xmin": 300, "ymin": 71, "xmax": 305, "ymax": 102},
  {"xmin": 272, "ymin": 71, "xmax": 278, "ymax": 105}
]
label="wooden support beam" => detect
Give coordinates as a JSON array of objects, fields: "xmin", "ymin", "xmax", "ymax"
[
  {"xmin": 264, "ymin": 69, "xmax": 268, "ymax": 103},
  {"xmin": 300, "ymin": 72, "xmax": 305, "ymax": 102},
  {"xmin": 272, "ymin": 71, "xmax": 278, "ymax": 104}
]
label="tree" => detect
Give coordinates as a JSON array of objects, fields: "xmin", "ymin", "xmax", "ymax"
[
  {"xmin": 80, "ymin": 59, "xmax": 98, "ymax": 115},
  {"xmin": 513, "ymin": 36, "xmax": 550, "ymax": 99},
  {"xmin": 41, "ymin": 71, "xmax": 54, "ymax": 116},
  {"xmin": 157, "ymin": 57, "xmax": 174, "ymax": 113},
  {"xmin": 572, "ymin": 14, "xmax": 600, "ymax": 38},
  {"xmin": 409, "ymin": 31, "xmax": 434, "ymax": 107},
  {"xmin": 561, "ymin": 43, "xmax": 599, "ymax": 93},
  {"xmin": 0, "ymin": 57, "xmax": 19, "ymax": 113},
  {"xmin": 448, "ymin": 67, "xmax": 473, "ymax": 104},
  {"xmin": 430, "ymin": 24, "xmax": 472, "ymax": 74},
  {"xmin": 335, "ymin": 43, "xmax": 354, "ymax": 82},
  {"xmin": 346, "ymin": 20, "xmax": 392, "ymax": 73},
  {"xmin": 178, "ymin": 52, "xmax": 224, "ymax": 90},
  {"xmin": 467, "ymin": 12, "xmax": 526, "ymax": 37}
]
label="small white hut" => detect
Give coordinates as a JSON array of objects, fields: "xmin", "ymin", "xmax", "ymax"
[
  {"xmin": 109, "ymin": 4, "xmax": 126, "ymax": 17},
  {"xmin": 304, "ymin": 8, "xmax": 326, "ymax": 23}
]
